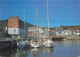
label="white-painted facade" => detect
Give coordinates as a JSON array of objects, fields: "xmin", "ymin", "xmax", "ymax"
[
  {"xmin": 74, "ymin": 30, "xmax": 80, "ymax": 37},
  {"xmin": 61, "ymin": 30, "xmax": 73, "ymax": 36},
  {"xmin": 8, "ymin": 28, "xmax": 26, "ymax": 34},
  {"xmin": 28, "ymin": 27, "xmax": 43, "ymax": 33}
]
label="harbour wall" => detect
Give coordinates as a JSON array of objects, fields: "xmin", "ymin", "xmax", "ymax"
[{"xmin": 0, "ymin": 40, "xmax": 17, "ymax": 51}]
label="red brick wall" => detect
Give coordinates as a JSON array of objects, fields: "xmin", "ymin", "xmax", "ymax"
[{"xmin": 8, "ymin": 19, "xmax": 19, "ymax": 28}]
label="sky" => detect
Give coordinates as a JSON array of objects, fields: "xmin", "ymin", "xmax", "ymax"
[{"xmin": 0, "ymin": 0, "xmax": 80, "ymax": 28}]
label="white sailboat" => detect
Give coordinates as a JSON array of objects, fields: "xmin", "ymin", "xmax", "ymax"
[
  {"xmin": 43, "ymin": 0, "xmax": 55, "ymax": 48},
  {"xmin": 30, "ymin": 6, "xmax": 42, "ymax": 48},
  {"xmin": 43, "ymin": 39, "xmax": 54, "ymax": 48}
]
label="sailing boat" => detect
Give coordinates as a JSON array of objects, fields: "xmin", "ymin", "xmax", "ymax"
[
  {"xmin": 43, "ymin": 48, "xmax": 54, "ymax": 57},
  {"xmin": 43, "ymin": 0, "xmax": 55, "ymax": 48},
  {"xmin": 30, "ymin": 6, "xmax": 43, "ymax": 48},
  {"xmin": 18, "ymin": 7, "xmax": 30, "ymax": 48},
  {"xmin": 18, "ymin": 7, "xmax": 26, "ymax": 48},
  {"xmin": 30, "ymin": 47, "xmax": 43, "ymax": 57}
]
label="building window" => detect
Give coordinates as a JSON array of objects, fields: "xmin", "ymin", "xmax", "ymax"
[
  {"xmin": 76, "ymin": 34, "xmax": 77, "ymax": 37},
  {"xmin": 72, "ymin": 31, "xmax": 74, "ymax": 34},
  {"xmin": 79, "ymin": 34, "xmax": 80, "ymax": 37},
  {"xmin": 14, "ymin": 19, "xmax": 16, "ymax": 23},
  {"xmin": 14, "ymin": 29, "xmax": 16, "ymax": 33},
  {"xmin": 75, "ymin": 31, "xmax": 77, "ymax": 33},
  {"xmin": 64, "ymin": 32, "xmax": 65, "ymax": 34},
  {"xmin": 14, "ymin": 25, "xmax": 16, "ymax": 28},
  {"xmin": 78, "ymin": 31, "xmax": 80, "ymax": 33}
]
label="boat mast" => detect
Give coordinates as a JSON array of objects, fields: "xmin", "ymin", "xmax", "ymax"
[
  {"xmin": 40, "ymin": 17, "xmax": 41, "ymax": 28},
  {"xmin": 40, "ymin": 17, "xmax": 41, "ymax": 38},
  {"xmin": 32, "ymin": 16, "xmax": 34, "ymax": 38},
  {"xmin": 47, "ymin": 0, "xmax": 50, "ymax": 37},
  {"xmin": 36, "ymin": 6, "xmax": 39, "ymax": 39},
  {"xmin": 24, "ymin": 6, "xmax": 26, "ymax": 39}
]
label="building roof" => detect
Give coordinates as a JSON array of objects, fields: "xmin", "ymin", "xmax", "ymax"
[
  {"xmin": 9, "ymin": 16, "xmax": 20, "ymax": 19},
  {"xmin": 69, "ymin": 28, "xmax": 80, "ymax": 30},
  {"xmin": 0, "ymin": 20, "xmax": 8, "ymax": 24},
  {"xmin": 62, "ymin": 29, "xmax": 73, "ymax": 32}
]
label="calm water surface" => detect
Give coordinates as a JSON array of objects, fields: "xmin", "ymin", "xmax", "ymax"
[{"xmin": 0, "ymin": 40, "xmax": 80, "ymax": 57}]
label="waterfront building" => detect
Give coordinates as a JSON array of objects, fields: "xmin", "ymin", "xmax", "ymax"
[
  {"xmin": 28, "ymin": 27, "xmax": 38, "ymax": 38},
  {"xmin": 28, "ymin": 27, "xmax": 43, "ymax": 38},
  {"xmin": 53, "ymin": 28, "xmax": 80, "ymax": 37},
  {"xmin": 28, "ymin": 27, "xmax": 43, "ymax": 33},
  {"xmin": 49, "ymin": 30, "xmax": 54, "ymax": 38},
  {"xmin": 8, "ymin": 16, "xmax": 28, "ymax": 38},
  {"xmin": 42, "ymin": 28, "xmax": 49, "ymax": 38},
  {"xmin": 74, "ymin": 29, "xmax": 80, "ymax": 37},
  {"xmin": 53, "ymin": 30, "xmax": 58, "ymax": 35},
  {"xmin": 61, "ymin": 30, "xmax": 73, "ymax": 36},
  {"xmin": 53, "ymin": 29, "xmax": 63, "ymax": 36},
  {"xmin": 28, "ymin": 27, "xmax": 38, "ymax": 32},
  {"xmin": 58, "ymin": 29, "xmax": 63, "ymax": 35}
]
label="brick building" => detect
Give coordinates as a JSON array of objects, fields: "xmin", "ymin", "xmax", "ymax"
[{"xmin": 8, "ymin": 16, "xmax": 28, "ymax": 38}]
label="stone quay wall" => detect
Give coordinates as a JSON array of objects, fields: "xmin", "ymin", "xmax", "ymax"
[{"xmin": 0, "ymin": 40, "xmax": 17, "ymax": 51}]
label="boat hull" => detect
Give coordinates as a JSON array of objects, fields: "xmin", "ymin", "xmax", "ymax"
[
  {"xmin": 30, "ymin": 43, "xmax": 42, "ymax": 48},
  {"xmin": 30, "ymin": 40, "xmax": 43, "ymax": 48},
  {"xmin": 18, "ymin": 41, "xmax": 30, "ymax": 48},
  {"xmin": 43, "ymin": 43, "xmax": 54, "ymax": 48}
]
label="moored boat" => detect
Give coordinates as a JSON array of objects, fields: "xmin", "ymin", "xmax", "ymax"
[
  {"xmin": 18, "ymin": 39, "xmax": 30, "ymax": 48},
  {"xmin": 43, "ymin": 39, "xmax": 55, "ymax": 48},
  {"xmin": 30, "ymin": 5, "xmax": 43, "ymax": 48},
  {"xmin": 30, "ymin": 39, "xmax": 42, "ymax": 48},
  {"xmin": 43, "ymin": 0, "xmax": 55, "ymax": 48}
]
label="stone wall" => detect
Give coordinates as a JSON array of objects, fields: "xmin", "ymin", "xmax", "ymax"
[{"xmin": 0, "ymin": 40, "xmax": 17, "ymax": 51}]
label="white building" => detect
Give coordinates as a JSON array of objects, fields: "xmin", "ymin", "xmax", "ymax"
[
  {"xmin": 28, "ymin": 27, "xmax": 43, "ymax": 33},
  {"xmin": 28, "ymin": 27, "xmax": 43, "ymax": 38},
  {"xmin": 74, "ymin": 29, "xmax": 80, "ymax": 37},
  {"xmin": 8, "ymin": 16, "xmax": 28, "ymax": 38},
  {"xmin": 53, "ymin": 29, "xmax": 63, "ymax": 36},
  {"xmin": 61, "ymin": 30, "xmax": 73, "ymax": 36}
]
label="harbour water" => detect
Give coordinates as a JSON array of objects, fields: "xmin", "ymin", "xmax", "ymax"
[{"xmin": 0, "ymin": 40, "xmax": 80, "ymax": 57}]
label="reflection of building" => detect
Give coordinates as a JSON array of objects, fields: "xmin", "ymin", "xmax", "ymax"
[
  {"xmin": 8, "ymin": 16, "xmax": 28, "ymax": 38},
  {"xmin": 0, "ymin": 21, "xmax": 8, "ymax": 41}
]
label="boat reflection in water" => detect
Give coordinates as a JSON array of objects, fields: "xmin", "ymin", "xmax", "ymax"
[
  {"xmin": 30, "ymin": 47, "xmax": 54, "ymax": 57},
  {"xmin": 43, "ymin": 47, "xmax": 54, "ymax": 57},
  {"xmin": 1, "ymin": 40, "xmax": 80, "ymax": 57},
  {"xmin": 0, "ymin": 47, "xmax": 54, "ymax": 57},
  {"xmin": 0, "ymin": 48, "xmax": 30, "ymax": 57},
  {"xmin": 30, "ymin": 47, "xmax": 43, "ymax": 57},
  {"xmin": 16, "ymin": 48, "xmax": 30, "ymax": 57},
  {"xmin": 0, "ymin": 48, "xmax": 17, "ymax": 57},
  {"xmin": 17, "ymin": 39, "xmax": 30, "ymax": 49}
]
